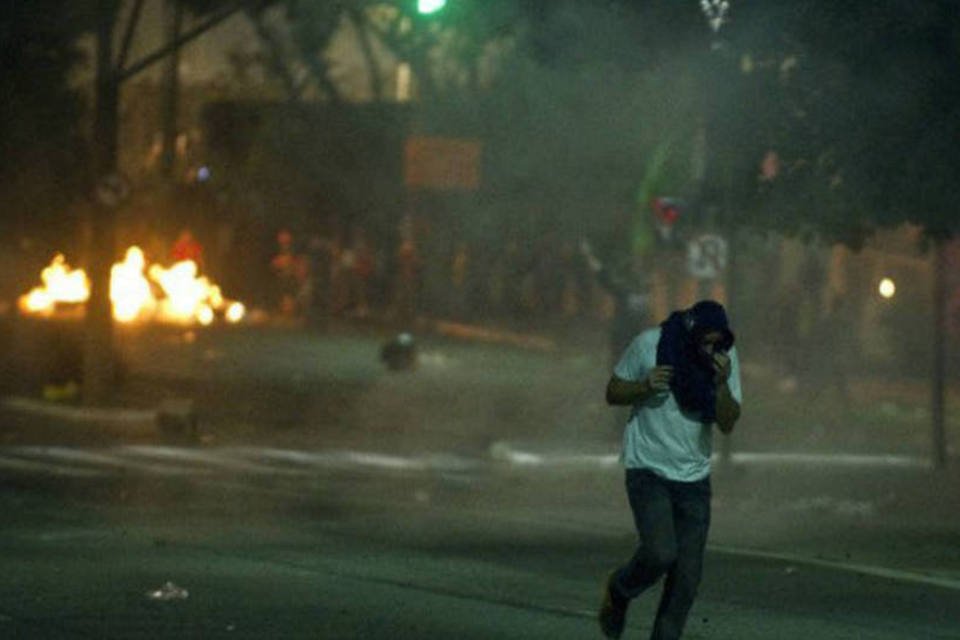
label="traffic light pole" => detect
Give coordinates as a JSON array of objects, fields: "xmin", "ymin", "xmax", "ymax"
[{"xmin": 83, "ymin": 0, "xmax": 121, "ymax": 405}]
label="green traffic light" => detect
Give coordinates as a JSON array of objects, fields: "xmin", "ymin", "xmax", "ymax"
[{"xmin": 418, "ymin": 0, "xmax": 446, "ymax": 15}]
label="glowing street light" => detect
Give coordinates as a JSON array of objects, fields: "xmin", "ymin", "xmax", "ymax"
[
  {"xmin": 417, "ymin": 0, "xmax": 447, "ymax": 15},
  {"xmin": 878, "ymin": 277, "xmax": 896, "ymax": 299}
]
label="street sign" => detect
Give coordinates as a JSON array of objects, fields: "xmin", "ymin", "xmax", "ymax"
[
  {"xmin": 404, "ymin": 136, "xmax": 482, "ymax": 190},
  {"xmin": 650, "ymin": 197, "xmax": 685, "ymax": 248},
  {"xmin": 686, "ymin": 233, "xmax": 728, "ymax": 280}
]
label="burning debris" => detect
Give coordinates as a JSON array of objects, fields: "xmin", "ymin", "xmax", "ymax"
[
  {"xmin": 18, "ymin": 247, "xmax": 245, "ymax": 326},
  {"xmin": 18, "ymin": 254, "xmax": 89, "ymax": 313}
]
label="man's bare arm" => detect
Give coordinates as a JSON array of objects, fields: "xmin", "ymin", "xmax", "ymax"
[
  {"xmin": 606, "ymin": 366, "xmax": 673, "ymax": 406},
  {"xmin": 712, "ymin": 352, "xmax": 740, "ymax": 434},
  {"xmin": 715, "ymin": 382, "xmax": 740, "ymax": 434}
]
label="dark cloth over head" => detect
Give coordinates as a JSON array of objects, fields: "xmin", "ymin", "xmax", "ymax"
[{"xmin": 655, "ymin": 300, "xmax": 735, "ymax": 423}]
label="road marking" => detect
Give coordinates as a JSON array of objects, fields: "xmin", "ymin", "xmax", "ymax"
[
  {"xmin": 119, "ymin": 444, "xmax": 307, "ymax": 475},
  {"xmin": 0, "ymin": 444, "xmax": 937, "ymax": 481},
  {"xmin": 489, "ymin": 442, "xmax": 619, "ymax": 467},
  {"xmin": 709, "ymin": 544, "xmax": 960, "ymax": 591},
  {"xmin": 226, "ymin": 447, "xmax": 481, "ymax": 473},
  {"xmin": 491, "ymin": 443, "xmax": 932, "ymax": 470},
  {"xmin": 0, "ymin": 445, "xmax": 484, "ymax": 480},
  {"xmin": 0, "ymin": 454, "xmax": 108, "ymax": 478},
  {"xmin": 10, "ymin": 446, "xmax": 208, "ymax": 477},
  {"xmin": 2, "ymin": 396, "xmax": 156, "ymax": 425},
  {"xmin": 726, "ymin": 452, "xmax": 931, "ymax": 469}
]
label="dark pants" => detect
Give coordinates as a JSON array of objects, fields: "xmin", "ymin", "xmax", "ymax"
[{"xmin": 612, "ymin": 468, "xmax": 711, "ymax": 640}]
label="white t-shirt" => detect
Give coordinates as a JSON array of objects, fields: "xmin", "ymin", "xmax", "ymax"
[{"xmin": 613, "ymin": 326, "xmax": 743, "ymax": 482}]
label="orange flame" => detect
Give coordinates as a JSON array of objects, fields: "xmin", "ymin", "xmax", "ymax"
[
  {"xmin": 19, "ymin": 247, "xmax": 245, "ymax": 325},
  {"xmin": 18, "ymin": 254, "xmax": 89, "ymax": 314}
]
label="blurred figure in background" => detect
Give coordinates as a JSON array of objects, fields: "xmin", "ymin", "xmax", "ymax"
[
  {"xmin": 332, "ymin": 233, "xmax": 354, "ymax": 317},
  {"xmin": 504, "ymin": 239, "xmax": 530, "ymax": 322},
  {"xmin": 449, "ymin": 241, "xmax": 470, "ymax": 320},
  {"xmin": 270, "ymin": 229, "xmax": 307, "ymax": 317},
  {"xmin": 582, "ymin": 239, "xmax": 654, "ymax": 434},
  {"xmin": 305, "ymin": 232, "xmax": 334, "ymax": 325},
  {"xmin": 349, "ymin": 229, "xmax": 376, "ymax": 319},
  {"xmin": 559, "ymin": 239, "xmax": 587, "ymax": 320},
  {"xmin": 393, "ymin": 236, "xmax": 422, "ymax": 321},
  {"xmin": 170, "ymin": 228, "xmax": 203, "ymax": 268},
  {"xmin": 580, "ymin": 240, "xmax": 652, "ymax": 368}
]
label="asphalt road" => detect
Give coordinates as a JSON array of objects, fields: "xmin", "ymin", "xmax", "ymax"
[
  {"xmin": 1, "ymin": 446, "xmax": 958, "ymax": 639},
  {"xmin": 1, "ymin": 324, "xmax": 959, "ymax": 638}
]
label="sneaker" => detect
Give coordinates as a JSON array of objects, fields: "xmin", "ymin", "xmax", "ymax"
[{"xmin": 598, "ymin": 571, "xmax": 628, "ymax": 638}]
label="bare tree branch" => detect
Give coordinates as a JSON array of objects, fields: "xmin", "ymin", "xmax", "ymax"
[
  {"xmin": 347, "ymin": 6, "xmax": 383, "ymax": 101},
  {"xmin": 118, "ymin": 0, "xmax": 274, "ymax": 82},
  {"xmin": 245, "ymin": 6, "xmax": 305, "ymax": 102},
  {"xmin": 300, "ymin": 48, "xmax": 343, "ymax": 105},
  {"xmin": 116, "ymin": 0, "xmax": 146, "ymax": 71}
]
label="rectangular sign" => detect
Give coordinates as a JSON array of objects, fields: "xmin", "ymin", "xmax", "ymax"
[{"xmin": 404, "ymin": 136, "xmax": 482, "ymax": 190}]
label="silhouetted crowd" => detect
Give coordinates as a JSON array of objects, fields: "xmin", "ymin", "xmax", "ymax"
[{"xmin": 266, "ymin": 225, "xmax": 611, "ymax": 329}]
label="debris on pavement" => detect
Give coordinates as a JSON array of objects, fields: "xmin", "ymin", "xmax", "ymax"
[{"xmin": 146, "ymin": 581, "xmax": 189, "ymax": 601}]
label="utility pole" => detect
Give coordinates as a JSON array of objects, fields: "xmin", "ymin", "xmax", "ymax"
[
  {"xmin": 81, "ymin": 0, "xmax": 266, "ymax": 405},
  {"xmin": 161, "ymin": 0, "xmax": 185, "ymax": 180},
  {"xmin": 932, "ymin": 237, "xmax": 948, "ymax": 469},
  {"xmin": 83, "ymin": 0, "xmax": 122, "ymax": 405}
]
